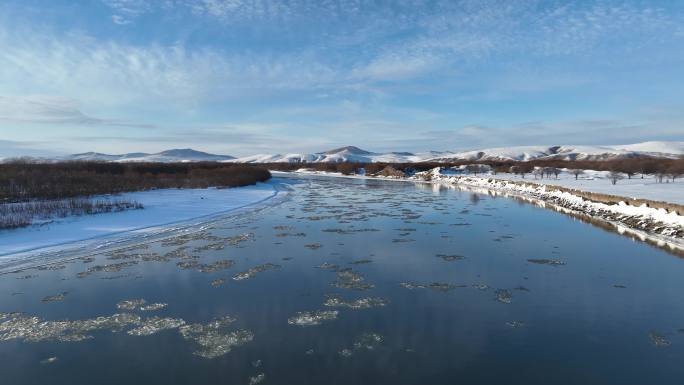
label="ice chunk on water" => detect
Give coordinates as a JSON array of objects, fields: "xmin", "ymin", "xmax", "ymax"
[
  {"xmin": 287, "ymin": 310, "xmax": 338, "ymax": 326},
  {"xmin": 339, "ymin": 333, "xmax": 384, "ymax": 357},
  {"xmin": 249, "ymin": 373, "xmax": 266, "ymax": 385},
  {"xmin": 233, "ymin": 263, "xmax": 280, "ymax": 281},
  {"xmin": 495, "ymin": 289, "xmax": 512, "ymax": 304},
  {"xmin": 506, "ymin": 321, "xmax": 525, "ymax": 328},
  {"xmin": 127, "ymin": 317, "xmax": 185, "ymax": 336},
  {"xmin": 333, "ymin": 269, "xmax": 374, "ymax": 291},
  {"xmin": 179, "ymin": 316, "xmax": 253, "ymax": 359},
  {"xmin": 527, "ymin": 259, "xmax": 566, "ymax": 266},
  {"xmin": 0, "ymin": 313, "xmax": 142, "ymax": 343},
  {"xmin": 323, "ymin": 295, "xmax": 389, "ymax": 310},
  {"xmin": 399, "ymin": 282, "xmax": 425, "ymax": 290},
  {"xmin": 42, "ymin": 292, "xmax": 68, "ymax": 303},
  {"xmin": 40, "ymin": 356, "xmax": 58, "ymax": 364},
  {"xmin": 140, "ymin": 303, "xmax": 168, "ymax": 312},
  {"xmin": 649, "ymin": 331, "xmax": 671, "ymax": 347},
  {"xmin": 117, "ymin": 299, "xmax": 147, "ymax": 311}
]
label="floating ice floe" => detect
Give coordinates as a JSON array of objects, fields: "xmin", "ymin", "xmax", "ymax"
[
  {"xmin": 339, "ymin": 333, "xmax": 384, "ymax": 357},
  {"xmin": 400, "ymin": 281, "xmax": 458, "ymax": 291},
  {"xmin": 42, "ymin": 292, "xmax": 68, "ymax": 303},
  {"xmin": 140, "ymin": 303, "xmax": 168, "ymax": 311},
  {"xmin": 429, "ymin": 282, "xmax": 457, "ymax": 292},
  {"xmin": 399, "ymin": 282, "xmax": 426, "ymax": 290},
  {"xmin": 0, "ymin": 313, "xmax": 142, "ymax": 343},
  {"xmin": 315, "ymin": 262, "xmax": 339, "ymax": 270},
  {"xmin": 349, "ymin": 259, "xmax": 373, "ymax": 265},
  {"xmin": 40, "ymin": 357, "xmax": 58, "ymax": 364},
  {"xmin": 197, "ymin": 260, "xmax": 235, "ymax": 273},
  {"xmin": 211, "ymin": 278, "xmax": 226, "ymax": 287},
  {"xmin": 323, "ymin": 295, "xmax": 389, "ymax": 309},
  {"xmin": 37, "ymin": 264, "xmax": 66, "ymax": 271},
  {"xmin": 117, "ymin": 299, "xmax": 147, "ymax": 311},
  {"xmin": 649, "ymin": 331, "xmax": 671, "ymax": 347},
  {"xmin": 436, "ymin": 254, "xmax": 466, "ymax": 262},
  {"xmin": 176, "ymin": 259, "xmax": 235, "ymax": 273},
  {"xmin": 249, "ymin": 373, "xmax": 266, "ymax": 385},
  {"xmin": 233, "ymin": 263, "xmax": 281, "ymax": 281},
  {"xmin": 495, "ymin": 289, "xmax": 513, "ymax": 304},
  {"xmin": 287, "ymin": 310, "xmax": 338, "ymax": 326},
  {"xmin": 333, "ymin": 269, "xmax": 374, "ymax": 291},
  {"xmin": 179, "ymin": 316, "xmax": 253, "ymax": 359},
  {"xmin": 506, "ymin": 321, "xmax": 525, "ymax": 328},
  {"xmin": 78, "ymin": 261, "xmax": 138, "ymax": 278},
  {"xmin": 527, "ymin": 259, "xmax": 566, "ymax": 266},
  {"xmin": 127, "ymin": 316, "xmax": 185, "ymax": 336}
]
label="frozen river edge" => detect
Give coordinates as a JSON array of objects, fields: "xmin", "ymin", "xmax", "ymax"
[{"xmin": 0, "ymin": 182, "xmax": 290, "ymax": 273}]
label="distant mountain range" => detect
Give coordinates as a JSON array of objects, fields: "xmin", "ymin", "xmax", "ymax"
[
  {"xmin": 228, "ymin": 141, "xmax": 684, "ymax": 163},
  {"xmin": 64, "ymin": 149, "xmax": 235, "ymax": 163},
  {"xmin": 4, "ymin": 141, "xmax": 684, "ymax": 164}
]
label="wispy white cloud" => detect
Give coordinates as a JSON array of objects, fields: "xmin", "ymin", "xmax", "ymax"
[
  {"xmin": 102, "ymin": 0, "xmax": 152, "ymax": 24},
  {"xmin": 0, "ymin": 96, "xmax": 154, "ymax": 128}
]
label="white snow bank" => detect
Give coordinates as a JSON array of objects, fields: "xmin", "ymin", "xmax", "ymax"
[
  {"xmin": 414, "ymin": 168, "xmax": 684, "ymax": 234},
  {"xmin": 0, "ymin": 183, "xmax": 276, "ymax": 256},
  {"xmin": 476, "ymin": 170, "xmax": 684, "ymax": 205}
]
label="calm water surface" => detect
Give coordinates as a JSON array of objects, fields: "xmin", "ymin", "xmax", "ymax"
[{"xmin": 1, "ymin": 176, "xmax": 683, "ymax": 384}]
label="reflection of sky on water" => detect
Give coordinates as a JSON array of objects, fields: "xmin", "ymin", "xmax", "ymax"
[{"xmin": 1, "ymin": 176, "xmax": 684, "ymax": 384}]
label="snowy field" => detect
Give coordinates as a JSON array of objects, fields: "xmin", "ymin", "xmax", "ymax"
[
  {"xmin": 480, "ymin": 171, "xmax": 684, "ymax": 205},
  {"xmin": 0, "ymin": 183, "xmax": 277, "ymax": 256}
]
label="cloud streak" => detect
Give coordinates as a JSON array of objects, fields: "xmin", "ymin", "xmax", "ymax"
[{"xmin": 0, "ymin": 1, "xmax": 681, "ymax": 155}]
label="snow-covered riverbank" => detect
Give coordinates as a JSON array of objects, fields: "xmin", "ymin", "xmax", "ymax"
[
  {"xmin": 472, "ymin": 170, "xmax": 684, "ymax": 205},
  {"xmin": 0, "ymin": 183, "xmax": 277, "ymax": 256},
  {"xmin": 276, "ymin": 169, "xmax": 684, "ymax": 250}
]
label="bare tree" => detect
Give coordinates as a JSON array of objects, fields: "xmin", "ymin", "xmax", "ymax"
[
  {"xmin": 543, "ymin": 167, "xmax": 560, "ymax": 179},
  {"xmin": 666, "ymin": 163, "xmax": 684, "ymax": 182},
  {"xmin": 337, "ymin": 163, "xmax": 357, "ymax": 175},
  {"xmin": 465, "ymin": 164, "xmax": 486, "ymax": 175},
  {"xmin": 533, "ymin": 168, "xmax": 544, "ymax": 179},
  {"xmin": 518, "ymin": 163, "xmax": 533, "ymax": 179},
  {"xmin": 609, "ymin": 171, "xmax": 624, "ymax": 185},
  {"xmin": 570, "ymin": 169, "xmax": 584, "ymax": 180}
]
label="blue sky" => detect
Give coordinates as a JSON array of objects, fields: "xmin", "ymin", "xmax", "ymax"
[{"xmin": 0, "ymin": 0, "xmax": 683, "ymax": 157}]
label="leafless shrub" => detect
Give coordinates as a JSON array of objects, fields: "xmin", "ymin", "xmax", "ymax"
[
  {"xmin": 0, "ymin": 199, "xmax": 143, "ymax": 229},
  {"xmin": 570, "ymin": 169, "xmax": 584, "ymax": 180},
  {"xmin": 609, "ymin": 171, "xmax": 624, "ymax": 185},
  {"xmin": 377, "ymin": 166, "xmax": 405, "ymax": 178}
]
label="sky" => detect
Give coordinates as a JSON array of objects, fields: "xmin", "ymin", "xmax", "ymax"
[{"xmin": 0, "ymin": 0, "xmax": 683, "ymax": 157}]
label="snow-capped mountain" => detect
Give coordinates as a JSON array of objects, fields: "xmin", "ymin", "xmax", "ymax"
[
  {"xmin": 65, "ymin": 149, "xmax": 235, "ymax": 163},
  {"xmin": 229, "ymin": 146, "xmax": 453, "ymax": 163},
  {"xmin": 435, "ymin": 141, "xmax": 684, "ymax": 162},
  {"xmin": 228, "ymin": 142, "xmax": 684, "ymax": 163}
]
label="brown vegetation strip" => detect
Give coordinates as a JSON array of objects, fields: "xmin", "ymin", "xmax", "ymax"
[{"xmin": 0, "ymin": 162, "xmax": 271, "ymax": 201}]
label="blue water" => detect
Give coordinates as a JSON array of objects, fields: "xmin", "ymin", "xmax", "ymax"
[{"xmin": 1, "ymin": 176, "xmax": 683, "ymax": 384}]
